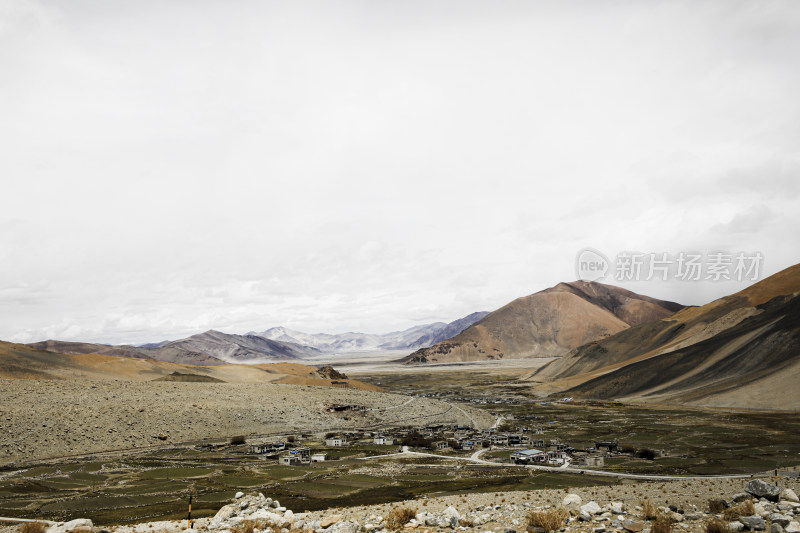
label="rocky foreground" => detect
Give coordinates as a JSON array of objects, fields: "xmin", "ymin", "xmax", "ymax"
[
  {"xmin": 8, "ymin": 476, "xmax": 800, "ymax": 533},
  {"xmin": 0, "ymin": 380, "xmax": 493, "ymax": 465}
]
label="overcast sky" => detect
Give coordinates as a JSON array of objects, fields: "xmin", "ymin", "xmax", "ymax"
[{"xmin": 2, "ymin": 0, "xmax": 799, "ymax": 345}]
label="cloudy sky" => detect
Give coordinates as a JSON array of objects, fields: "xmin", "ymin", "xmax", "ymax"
[{"xmin": 2, "ymin": 0, "xmax": 799, "ymax": 345}]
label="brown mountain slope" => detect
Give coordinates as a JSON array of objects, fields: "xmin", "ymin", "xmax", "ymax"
[
  {"xmin": 28, "ymin": 340, "xmax": 155, "ymax": 360},
  {"xmin": 532, "ymin": 263, "xmax": 800, "ymax": 385},
  {"xmin": 401, "ymin": 281, "xmax": 683, "ymax": 364},
  {"xmin": 563, "ymin": 292, "xmax": 800, "ymax": 409},
  {"xmin": 0, "ymin": 340, "xmax": 381, "ymax": 391},
  {"xmin": 528, "ymin": 262, "xmax": 800, "ymax": 409}
]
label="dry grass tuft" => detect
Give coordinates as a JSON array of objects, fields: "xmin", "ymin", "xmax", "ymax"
[
  {"xmin": 708, "ymin": 500, "xmax": 726, "ymax": 514},
  {"xmin": 385, "ymin": 506, "xmax": 417, "ymax": 531},
  {"xmin": 641, "ymin": 500, "xmax": 658, "ymax": 520},
  {"xmin": 705, "ymin": 518, "xmax": 728, "ymax": 533},
  {"xmin": 19, "ymin": 523, "xmax": 48, "ymax": 533},
  {"xmin": 723, "ymin": 500, "xmax": 755, "ymax": 520},
  {"xmin": 526, "ymin": 508, "xmax": 569, "ymax": 533},
  {"xmin": 652, "ymin": 514, "xmax": 673, "ymax": 533},
  {"xmin": 231, "ymin": 519, "xmax": 271, "ymax": 533}
]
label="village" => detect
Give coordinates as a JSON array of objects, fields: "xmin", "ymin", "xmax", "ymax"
[{"xmin": 244, "ymin": 404, "xmax": 651, "ymax": 470}]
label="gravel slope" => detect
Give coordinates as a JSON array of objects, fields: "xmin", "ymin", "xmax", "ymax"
[{"xmin": 0, "ymin": 380, "xmax": 494, "ymax": 465}]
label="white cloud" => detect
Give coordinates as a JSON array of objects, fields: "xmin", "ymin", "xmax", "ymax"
[{"xmin": 1, "ymin": 0, "xmax": 799, "ymax": 344}]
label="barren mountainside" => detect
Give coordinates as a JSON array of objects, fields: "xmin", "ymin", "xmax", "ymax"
[
  {"xmin": 529, "ymin": 262, "xmax": 800, "ymax": 410},
  {"xmin": 401, "ymin": 281, "xmax": 683, "ymax": 364}
]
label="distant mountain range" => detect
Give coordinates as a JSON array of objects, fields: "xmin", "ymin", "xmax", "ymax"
[
  {"xmin": 253, "ymin": 312, "xmax": 489, "ymax": 353},
  {"xmin": 0, "ymin": 339, "xmax": 380, "ymax": 390},
  {"xmin": 11, "ymin": 262, "xmax": 800, "ymax": 410},
  {"xmin": 529, "ymin": 262, "xmax": 800, "ymax": 410},
  {"xmin": 27, "ymin": 312, "xmax": 489, "ymax": 366},
  {"xmin": 401, "ymin": 281, "xmax": 683, "ymax": 364}
]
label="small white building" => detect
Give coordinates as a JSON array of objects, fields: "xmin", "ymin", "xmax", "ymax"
[
  {"xmin": 326, "ymin": 437, "xmax": 348, "ymax": 447},
  {"xmin": 374, "ymin": 436, "xmax": 396, "ymax": 445},
  {"xmin": 311, "ymin": 452, "xmax": 328, "ymax": 462}
]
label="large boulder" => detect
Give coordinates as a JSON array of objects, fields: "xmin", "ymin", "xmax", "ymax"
[
  {"xmin": 328, "ymin": 522, "xmax": 362, "ymax": 533},
  {"xmin": 746, "ymin": 480, "xmax": 781, "ymax": 502},
  {"xmin": 442, "ymin": 506, "xmax": 461, "ymax": 529},
  {"xmin": 784, "ymin": 522, "xmax": 800, "ymax": 533},
  {"xmin": 425, "ymin": 506, "xmax": 461, "ymax": 529},
  {"xmin": 781, "ymin": 489, "xmax": 799, "ymax": 504},
  {"xmin": 47, "ymin": 519, "xmax": 93, "ymax": 533},
  {"xmin": 563, "ymin": 494, "xmax": 582, "ymax": 511}
]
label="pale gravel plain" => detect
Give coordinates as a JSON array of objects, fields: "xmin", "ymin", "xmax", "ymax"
[{"xmin": 0, "ymin": 379, "xmax": 494, "ymax": 466}]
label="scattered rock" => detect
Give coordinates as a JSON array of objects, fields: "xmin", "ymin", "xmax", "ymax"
[
  {"xmin": 321, "ymin": 515, "xmax": 344, "ymax": 528},
  {"xmin": 740, "ymin": 516, "xmax": 766, "ymax": 531},
  {"xmin": 771, "ymin": 515, "xmax": 792, "ymax": 527},
  {"xmin": 582, "ymin": 501, "xmax": 602, "ymax": 515},
  {"xmin": 746, "ymin": 481, "xmax": 781, "ymax": 502},
  {"xmin": 729, "ymin": 521, "xmax": 745, "ymax": 532}
]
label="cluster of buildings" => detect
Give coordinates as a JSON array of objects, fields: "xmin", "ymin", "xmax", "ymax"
[{"xmin": 245, "ymin": 421, "xmax": 630, "ymax": 469}]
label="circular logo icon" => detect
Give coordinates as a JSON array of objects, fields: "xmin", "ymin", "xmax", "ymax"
[{"xmin": 575, "ymin": 248, "xmax": 610, "ymax": 282}]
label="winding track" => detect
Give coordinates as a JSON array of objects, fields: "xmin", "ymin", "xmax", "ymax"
[{"xmin": 360, "ymin": 449, "xmax": 755, "ymax": 481}]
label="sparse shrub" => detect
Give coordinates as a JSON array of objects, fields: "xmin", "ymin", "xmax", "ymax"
[
  {"xmin": 287, "ymin": 435, "xmax": 296, "ymax": 443},
  {"xmin": 652, "ymin": 514, "xmax": 673, "ymax": 533},
  {"xmin": 723, "ymin": 500, "xmax": 754, "ymax": 520},
  {"xmin": 641, "ymin": 499, "xmax": 657, "ymax": 520},
  {"xmin": 635, "ymin": 448, "xmax": 657, "ymax": 460},
  {"xmin": 706, "ymin": 518, "xmax": 728, "ymax": 533},
  {"xmin": 526, "ymin": 508, "xmax": 568, "ymax": 533},
  {"xmin": 708, "ymin": 500, "xmax": 726, "ymax": 514},
  {"xmin": 401, "ymin": 431, "xmax": 432, "ymax": 449},
  {"xmin": 459, "ymin": 518, "xmax": 475, "ymax": 527},
  {"xmin": 385, "ymin": 506, "xmax": 417, "ymax": 530},
  {"xmin": 19, "ymin": 523, "xmax": 48, "ymax": 533},
  {"xmin": 621, "ymin": 444, "xmax": 637, "ymax": 454},
  {"xmin": 230, "ymin": 435, "xmax": 246, "ymax": 445}
]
